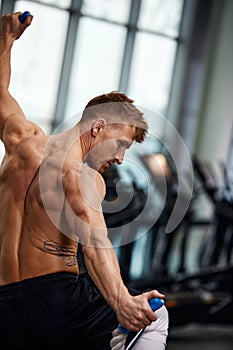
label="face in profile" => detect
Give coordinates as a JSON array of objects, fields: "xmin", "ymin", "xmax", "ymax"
[{"xmin": 86, "ymin": 123, "xmax": 136, "ymax": 174}]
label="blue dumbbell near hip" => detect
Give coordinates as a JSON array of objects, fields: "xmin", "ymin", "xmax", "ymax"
[
  {"xmin": 110, "ymin": 298, "xmax": 165, "ymax": 350},
  {"xmin": 118, "ymin": 297, "xmax": 165, "ymax": 334},
  {"xmin": 18, "ymin": 11, "xmax": 31, "ymax": 24}
]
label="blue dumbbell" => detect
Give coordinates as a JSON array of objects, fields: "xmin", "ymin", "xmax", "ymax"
[
  {"xmin": 118, "ymin": 297, "xmax": 165, "ymax": 334},
  {"xmin": 18, "ymin": 11, "xmax": 31, "ymax": 24}
]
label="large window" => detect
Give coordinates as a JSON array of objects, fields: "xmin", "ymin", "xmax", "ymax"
[
  {"xmin": 65, "ymin": 0, "xmax": 184, "ymax": 123},
  {"xmin": 81, "ymin": 0, "xmax": 131, "ymax": 24},
  {"xmin": 65, "ymin": 17, "xmax": 127, "ymax": 119},
  {"xmin": 10, "ymin": 0, "xmax": 69, "ymax": 133},
  {"xmin": 127, "ymin": 33, "xmax": 177, "ymax": 113},
  {"xmin": 138, "ymin": 0, "xmax": 183, "ymax": 37},
  {"xmin": 0, "ymin": 0, "xmax": 184, "ymax": 133}
]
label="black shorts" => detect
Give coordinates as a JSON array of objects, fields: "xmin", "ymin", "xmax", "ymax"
[
  {"xmin": 0, "ymin": 272, "xmax": 143, "ymax": 350},
  {"xmin": 0, "ymin": 272, "xmax": 122, "ymax": 349}
]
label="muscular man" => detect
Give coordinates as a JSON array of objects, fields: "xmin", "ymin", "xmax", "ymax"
[{"xmin": 0, "ymin": 12, "xmax": 168, "ymax": 349}]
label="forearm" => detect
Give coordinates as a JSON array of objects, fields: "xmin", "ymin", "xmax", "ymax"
[
  {"xmin": 82, "ymin": 244, "xmax": 130, "ymax": 310},
  {"xmin": 0, "ymin": 37, "xmax": 18, "ymax": 137},
  {"xmin": 0, "ymin": 37, "xmax": 12, "ymax": 91}
]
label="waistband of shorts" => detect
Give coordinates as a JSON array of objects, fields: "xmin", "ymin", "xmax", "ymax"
[{"xmin": 0, "ymin": 272, "xmax": 79, "ymax": 297}]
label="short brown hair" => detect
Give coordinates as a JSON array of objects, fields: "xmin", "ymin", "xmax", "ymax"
[{"xmin": 82, "ymin": 91, "xmax": 148, "ymax": 143}]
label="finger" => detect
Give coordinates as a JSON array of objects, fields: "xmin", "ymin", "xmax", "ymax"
[
  {"xmin": 146, "ymin": 289, "xmax": 165, "ymax": 300},
  {"xmin": 136, "ymin": 303, "xmax": 157, "ymax": 325},
  {"xmin": 130, "ymin": 317, "xmax": 151, "ymax": 331},
  {"xmin": 24, "ymin": 15, "xmax": 33, "ymax": 27},
  {"xmin": 18, "ymin": 11, "xmax": 33, "ymax": 29},
  {"xmin": 123, "ymin": 322, "xmax": 141, "ymax": 333},
  {"xmin": 144, "ymin": 293, "xmax": 165, "ymax": 322},
  {"xmin": 143, "ymin": 309, "xmax": 157, "ymax": 323}
]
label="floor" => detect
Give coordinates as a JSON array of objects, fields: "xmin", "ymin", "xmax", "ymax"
[{"xmin": 166, "ymin": 323, "xmax": 233, "ymax": 350}]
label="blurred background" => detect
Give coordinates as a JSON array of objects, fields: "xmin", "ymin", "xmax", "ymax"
[{"xmin": 0, "ymin": 0, "xmax": 233, "ymax": 349}]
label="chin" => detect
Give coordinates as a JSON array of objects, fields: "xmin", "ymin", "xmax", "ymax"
[
  {"xmin": 98, "ymin": 167, "xmax": 106, "ymax": 174},
  {"xmin": 98, "ymin": 163, "xmax": 109, "ymax": 174}
]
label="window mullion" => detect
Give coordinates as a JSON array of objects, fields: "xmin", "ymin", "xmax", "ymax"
[
  {"xmin": 118, "ymin": 0, "xmax": 141, "ymax": 93},
  {"xmin": 1, "ymin": 0, "xmax": 15, "ymax": 15},
  {"xmin": 51, "ymin": 0, "xmax": 82, "ymax": 132}
]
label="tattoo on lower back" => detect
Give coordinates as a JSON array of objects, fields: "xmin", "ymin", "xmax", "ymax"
[{"xmin": 43, "ymin": 240, "xmax": 77, "ymax": 266}]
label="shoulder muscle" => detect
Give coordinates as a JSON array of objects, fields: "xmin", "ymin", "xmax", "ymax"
[
  {"xmin": 2, "ymin": 114, "xmax": 44, "ymax": 152},
  {"xmin": 63, "ymin": 165, "xmax": 106, "ymax": 213}
]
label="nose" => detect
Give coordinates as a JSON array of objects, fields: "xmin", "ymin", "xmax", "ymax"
[
  {"xmin": 115, "ymin": 151, "xmax": 124, "ymax": 165},
  {"xmin": 115, "ymin": 157, "xmax": 123, "ymax": 165},
  {"xmin": 114, "ymin": 148, "xmax": 125, "ymax": 165}
]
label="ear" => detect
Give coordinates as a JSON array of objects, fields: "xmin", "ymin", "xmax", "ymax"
[{"xmin": 91, "ymin": 118, "xmax": 106, "ymax": 137}]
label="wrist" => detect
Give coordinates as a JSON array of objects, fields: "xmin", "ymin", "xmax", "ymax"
[
  {"xmin": 0, "ymin": 36, "xmax": 14, "ymax": 50},
  {"xmin": 108, "ymin": 284, "xmax": 130, "ymax": 311}
]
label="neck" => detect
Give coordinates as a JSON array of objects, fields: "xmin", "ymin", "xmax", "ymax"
[
  {"xmin": 77, "ymin": 122, "xmax": 93, "ymax": 163},
  {"xmin": 53, "ymin": 125, "xmax": 83, "ymax": 163}
]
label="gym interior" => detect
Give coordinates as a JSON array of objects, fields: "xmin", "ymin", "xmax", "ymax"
[{"xmin": 0, "ymin": 0, "xmax": 233, "ymax": 349}]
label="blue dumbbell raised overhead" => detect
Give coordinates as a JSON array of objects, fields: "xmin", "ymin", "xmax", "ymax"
[
  {"xmin": 18, "ymin": 11, "xmax": 31, "ymax": 24},
  {"xmin": 118, "ymin": 297, "xmax": 165, "ymax": 334}
]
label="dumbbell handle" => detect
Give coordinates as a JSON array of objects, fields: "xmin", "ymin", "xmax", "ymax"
[
  {"xmin": 18, "ymin": 11, "xmax": 31, "ymax": 24},
  {"xmin": 118, "ymin": 297, "xmax": 164, "ymax": 334}
]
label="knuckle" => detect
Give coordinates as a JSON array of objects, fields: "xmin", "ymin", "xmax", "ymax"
[{"xmin": 142, "ymin": 305, "xmax": 147, "ymax": 313}]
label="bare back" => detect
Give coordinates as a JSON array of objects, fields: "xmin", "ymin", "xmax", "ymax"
[{"xmin": 0, "ymin": 122, "xmax": 80, "ymax": 286}]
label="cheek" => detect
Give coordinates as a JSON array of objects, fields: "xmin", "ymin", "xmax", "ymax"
[
  {"xmin": 99, "ymin": 142, "xmax": 111, "ymax": 155},
  {"xmin": 100, "ymin": 140, "xmax": 118, "ymax": 154},
  {"xmin": 92, "ymin": 138, "xmax": 120, "ymax": 161},
  {"xmin": 91, "ymin": 141, "xmax": 115, "ymax": 161}
]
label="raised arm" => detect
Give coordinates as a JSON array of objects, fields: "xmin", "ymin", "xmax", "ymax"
[
  {"xmin": 0, "ymin": 12, "xmax": 33, "ymax": 140},
  {"xmin": 63, "ymin": 165, "xmax": 164, "ymax": 332}
]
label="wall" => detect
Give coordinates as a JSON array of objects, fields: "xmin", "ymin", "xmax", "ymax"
[{"xmin": 195, "ymin": 0, "xmax": 233, "ymax": 164}]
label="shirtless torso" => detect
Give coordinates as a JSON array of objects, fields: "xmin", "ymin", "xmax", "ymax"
[{"xmin": 0, "ymin": 114, "xmax": 83, "ymax": 285}]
